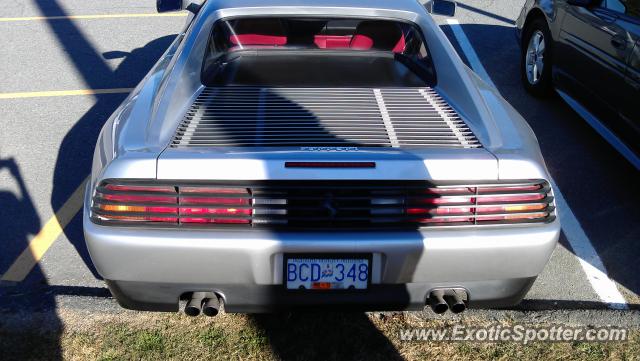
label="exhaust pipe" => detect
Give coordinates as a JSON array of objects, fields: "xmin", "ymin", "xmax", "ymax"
[
  {"xmin": 185, "ymin": 292, "xmax": 207, "ymax": 316},
  {"xmin": 427, "ymin": 291, "xmax": 449, "ymax": 314},
  {"xmin": 444, "ymin": 290, "xmax": 467, "ymax": 314},
  {"xmin": 202, "ymin": 296, "xmax": 221, "ymax": 317},
  {"xmin": 426, "ymin": 288, "xmax": 468, "ymax": 314}
]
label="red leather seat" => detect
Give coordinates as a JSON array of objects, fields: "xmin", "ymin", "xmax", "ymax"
[
  {"xmin": 230, "ymin": 34, "xmax": 287, "ymax": 46},
  {"xmin": 350, "ymin": 21, "xmax": 406, "ymax": 53},
  {"xmin": 229, "ymin": 19, "xmax": 287, "ymax": 46},
  {"xmin": 314, "ymin": 35, "xmax": 353, "ymax": 49}
]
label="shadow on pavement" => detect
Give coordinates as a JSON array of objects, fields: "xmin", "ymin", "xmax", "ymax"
[
  {"xmin": 251, "ymin": 312, "xmax": 404, "ymax": 360},
  {"xmin": 0, "ymin": 157, "xmax": 61, "ymax": 360},
  {"xmin": 0, "ymin": 158, "xmax": 41, "ymax": 278},
  {"xmin": 0, "ymin": 0, "xmax": 174, "ymax": 359}
]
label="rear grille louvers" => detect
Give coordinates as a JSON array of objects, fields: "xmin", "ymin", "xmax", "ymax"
[
  {"xmin": 170, "ymin": 87, "xmax": 481, "ymax": 148},
  {"xmin": 91, "ymin": 180, "xmax": 555, "ymax": 229}
]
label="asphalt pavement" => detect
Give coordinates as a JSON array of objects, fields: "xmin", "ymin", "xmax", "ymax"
[{"xmin": 0, "ymin": 0, "xmax": 638, "ymax": 328}]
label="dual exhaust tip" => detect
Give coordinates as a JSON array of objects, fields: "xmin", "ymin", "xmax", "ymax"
[
  {"xmin": 185, "ymin": 292, "xmax": 222, "ymax": 317},
  {"xmin": 427, "ymin": 288, "xmax": 468, "ymax": 314},
  {"xmin": 186, "ymin": 289, "xmax": 467, "ymax": 316}
]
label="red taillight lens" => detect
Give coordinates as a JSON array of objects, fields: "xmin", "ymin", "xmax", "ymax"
[
  {"xmin": 98, "ymin": 205, "xmax": 177, "ymax": 213},
  {"xmin": 180, "ymin": 187, "xmax": 248, "ymax": 194},
  {"xmin": 92, "ymin": 182, "xmax": 251, "ymax": 225},
  {"xmin": 179, "ymin": 188, "xmax": 251, "ymax": 224},
  {"xmin": 96, "ymin": 214, "xmax": 179, "ymax": 222},
  {"xmin": 474, "ymin": 185, "xmax": 549, "ymax": 221},
  {"xmin": 102, "ymin": 194, "xmax": 177, "ymax": 203},
  {"xmin": 93, "ymin": 183, "xmax": 178, "ymax": 223},
  {"xmin": 181, "ymin": 197, "xmax": 248, "ymax": 205},
  {"xmin": 407, "ymin": 207, "xmax": 472, "ymax": 215},
  {"xmin": 477, "ymin": 193, "xmax": 545, "ymax": 204},
  {"xmin": 407, "ymin": 182, "xmax": 551, "ymax": 225},
  {"xmin": 412, "ymin": 196, "xmax": 473, "ymax": 205},
  {"xmin": 181, "ymin": 217, "xmax": 251, "ymax": 224},
  {"xmin": 421, "ymin": 187, "xmax": 476, "ymax": 195},
  {"xmin": 104, "ymin": 184, "xmax": 175, "ymax": 192},
  {"xmin": 181, "ymin": 205, "xmax": 251, "ymax": 224},
  {"xmin": 476, "ymin": 184, "xmax": 542, "ymax": 193}
]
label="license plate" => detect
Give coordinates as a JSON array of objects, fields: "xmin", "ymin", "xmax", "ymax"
[{"xmin": 284, "ymin": 256, "xmax": 370, "ymax": 290}]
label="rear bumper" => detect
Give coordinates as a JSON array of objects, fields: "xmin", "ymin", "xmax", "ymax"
[
  {"xmin": 106, "ymin": 277, "xmax": 538, "ymax": 313},
  {"xmin": 84, "ymin": 191, "xmax": 560, "ymax": 311}
]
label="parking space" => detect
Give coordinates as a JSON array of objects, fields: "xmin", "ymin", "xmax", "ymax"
[{"xmin": 0, "ymin": 0, "xmax": 638, "ymax": 325}]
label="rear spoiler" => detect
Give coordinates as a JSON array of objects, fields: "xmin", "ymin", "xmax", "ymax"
[{"xmin": 156, "ymin": 0, "xmax": 203, "ymax": 13}]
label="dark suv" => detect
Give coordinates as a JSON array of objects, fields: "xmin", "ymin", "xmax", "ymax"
[{"xmin": 516, "ymin": 0, "xmax": 639, "ymax": 168}]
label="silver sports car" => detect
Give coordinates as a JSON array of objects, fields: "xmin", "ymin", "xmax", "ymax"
[{"xmin": 83, "ymin": 0, "xmax": 560, "ymax": 316}]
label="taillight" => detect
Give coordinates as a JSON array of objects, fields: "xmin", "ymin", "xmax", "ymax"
[
  {"xmin": 92, "ymin": 184, "xmax": 178, "ymax": 223},
  {"xmin": 91, "ymin": 182, "xmax": 251, "ymax": 225},
  {"xmin": 405, "ymin": 182, "xmax": 551, "ymax": 225},
  {"xmin": 91, "ymin": 180, "xmax": 553, "ymax": 227}
]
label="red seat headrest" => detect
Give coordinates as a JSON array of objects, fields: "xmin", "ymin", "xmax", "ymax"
[
  {"xmin": 230, "ymin": 34, "xmax": 287, "ymax": 46},
  {"xmin": 229, "ymin": 19, "xmax": 287, "ymax": 46},
  {"xmin": 350, "ymin": 21, "xmax": 405, "ymax": 53}
]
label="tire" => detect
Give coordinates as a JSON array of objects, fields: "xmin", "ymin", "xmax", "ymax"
[{"xmin": 521, "ymin": 18, "xmax": 553, "ymax": 97}]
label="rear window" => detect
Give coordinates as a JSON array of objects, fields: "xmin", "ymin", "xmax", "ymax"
[
  {"xmin": 202, "ymin": 17, "xmax": 436, "ymax": 87},
  {"xmin": 210, "ymin": 17, "xmax": 429, "ymax": 56}
]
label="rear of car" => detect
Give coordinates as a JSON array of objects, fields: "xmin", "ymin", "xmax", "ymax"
[{"xmin": 84, "ymin": 0, "xmax": 560, "ymax": 314}]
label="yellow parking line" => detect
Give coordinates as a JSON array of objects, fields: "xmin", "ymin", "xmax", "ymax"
[
  {"xmin": 1, "ymin": 178, "xmax": 88, "ymax": 282},
  {"xmin": 0, "ymin": 12, "xmax": 187, "ymax": 22},
  {"xmin": 0, "ymin": 88, "xmax": 133, "ymax": 99},
  {"xmin": 0, "ymin": 88, "xmax": 132, "ymax": 280}
]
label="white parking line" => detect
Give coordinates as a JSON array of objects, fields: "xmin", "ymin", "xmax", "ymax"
[
  {"xmin": 445, "ymin": 18, "xmax": 628, "ymax": 310},
  {"xmin": 550, "ymin": 180, "xmax": 628, "ymax": 309}
]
